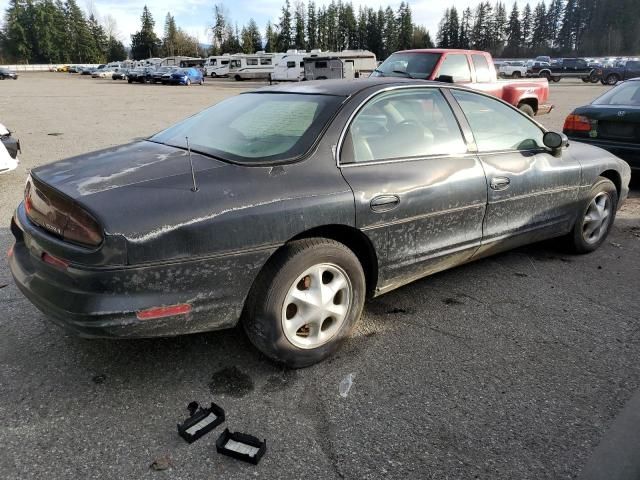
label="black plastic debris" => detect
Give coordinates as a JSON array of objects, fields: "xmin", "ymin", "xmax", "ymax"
[
  {"xmin": 216, "ymin": 428, "xmax": 266, "ymax": 465},
  {"xmin": 177, "ymin": 401, "xmax": 225, "ymax": 443}
]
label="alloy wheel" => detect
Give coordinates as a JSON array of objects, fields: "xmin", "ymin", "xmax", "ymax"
[
  {"xmin": 582, "ymin": 192, "xmax": 612, "ymax": 244},
  {"xmin": 281, "ymin": 263, "xmax": 352, "ymax": 349}
]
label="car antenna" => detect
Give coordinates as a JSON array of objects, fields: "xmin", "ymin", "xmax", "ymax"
[{"xmin": 185, "ymin": 136, "xmax": 198, "ymax": 192}]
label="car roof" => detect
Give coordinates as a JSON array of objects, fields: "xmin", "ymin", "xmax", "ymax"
[
  {"xmin": 254, "ymin": 78, "xmax": 444, "ymax": 97},
  {"xmin": 395, "ymin": 48, "xmax": 488, "ymax": 55}
]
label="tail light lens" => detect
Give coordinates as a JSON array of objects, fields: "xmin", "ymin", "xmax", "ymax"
[
  {"xmin": 24, "ymin": 175, "xmax": 103, "ymax": 247},
  {"xmin": 563, "ymin": 114, "xmax": 592, "ymax": 132}
]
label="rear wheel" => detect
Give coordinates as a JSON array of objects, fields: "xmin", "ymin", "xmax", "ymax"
[
  {"xmin": 234, "ymin": 74, "xmax": 242, "ymax": 81},
  {"xmin": 518, "ymin": 103, "xmax": 535, "ymax": 117},
  {"xmin": 582, "ymin": 77, "xmax": 590, "ymax": 83},
  {"xmin": 566, "ymin": 177, "xmax": 617, "ymax": 254},
  {"xmin": 606, "ymin": 74, "xmax": 620, "ymax": 85},
  {"xmin": 210, "ymin": 72, "xmax": 217, "ymax": 78},
  {"xmin": 540, "ymin": 71, "xmax": 551, "ymax": 81},
  {"xmin": 186, "ymin": 78, "xmax": 191, "ymax": 86},
  {"xmin": 551, "ymin": 76, "xmax": 561, "ymax": 82},
  {"xmin": 512, "ymin": 70, "xmax": 521, "ymax": 78},
  {"xmin": 243, "ymin": 238, "xmax": 366, "ymax": 368}
]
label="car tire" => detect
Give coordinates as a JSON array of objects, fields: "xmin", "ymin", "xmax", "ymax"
[
  {"xmin": 582, "ymin": 77, "xmax": 590, "ymax": 83},
  {"xmin": 243, "ymin": 238, "xmax": 366, "ymax": 368},
  {"xmin": 199, "ymin": 79, "xmax": 203, "ymax": 85},
  {"xmin": 127, "ymin": 79, "xmax": 132, "ymax": 84},
  {"xmin": 186, "ymin": 78, "xmax": 191, "ymax": 86},
  {"xmin": 540, "ymin": 71, "xmax": 551, "ymax": 81},
  {"xmin": 210, "ymin": 72, "xmax": 217, "ymax": 78},
  {"xmin": 551, "ymin": 76, "xmax": 561, "ymax": 82},
  {"xmin": 234, "ymin": 75, "xmax": 242, "ymax": 81},
  {"xmin": 606, "ymin": 74, "xmax": 620, "ymax": 85},
  {"xmin": 518, "ymin": 103, "xmax": 535, "ymax": 117},
  {"xmin": 512, "ymin": 71, "xmax": 521, "ymax": 78},
  {"xmin": 566, "ymin": 177, "xmax": 618, "ymax": 254}
]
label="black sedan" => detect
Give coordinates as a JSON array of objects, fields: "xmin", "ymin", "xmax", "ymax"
[
  {"xmin": 563, "ymin": 78, "xmax": 640, "ymax": 172},
  {"xmin": 0, "ymin": 67, "xmax": 18, "ymax": 80},
  {"xmin": 9, "ymin": 79, "xmax": 631, "ymax": 367}
]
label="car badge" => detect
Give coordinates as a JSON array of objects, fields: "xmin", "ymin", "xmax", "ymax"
[{"xmin": 617, "ymin": 111, "xmax": 626, "ymax": 117}]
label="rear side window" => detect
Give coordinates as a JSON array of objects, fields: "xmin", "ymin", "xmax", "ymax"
[
  {"xmin": 260, "ymin": 58, "xmax": 272, "ymax": 65},
  {"xmin": 438, "ymin": 54, "xmax": 471, "ymax": 82},
  {"xmin": 247, "ymin": 58, "xmax": 258, "ymax": 66},
  {"xmin": 451, "ymin": 90, "xmax": 544, "ymax": 152},
  {"xmin": 342, "ymin": 88, "xmax": 467, "ymax": 163},
  {"xmin": 472, "ymin": 54, "xmax": 491, "ymax": 82},
  {"xmin": 287, "ymin": 61, "xmax": 296, "ymax": 68}
]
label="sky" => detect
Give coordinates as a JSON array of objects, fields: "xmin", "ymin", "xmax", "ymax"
[{"xmin": 0, "ymin": 0, "xmax": 531, "ymax": 47}]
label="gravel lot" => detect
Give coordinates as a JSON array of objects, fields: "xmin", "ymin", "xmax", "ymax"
[{"xmin": 0, "ymin": 73, "xmax": 638, "ymax": 479}]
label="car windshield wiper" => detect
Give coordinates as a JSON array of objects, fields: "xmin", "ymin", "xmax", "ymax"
[
  {"xmin": 391, "ymin": 70, "xmax": 415, "ymax": 79},
  {"xmin": 373, "ymin": 68, "xmax": 385, "ymax": 76}
]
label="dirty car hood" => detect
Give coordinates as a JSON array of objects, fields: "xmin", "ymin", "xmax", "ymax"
[{"xmin": 32, "ymin": 141, "xmax": 226, "ymax": 198}]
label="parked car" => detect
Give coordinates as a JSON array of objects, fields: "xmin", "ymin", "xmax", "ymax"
[
  {"xmin": 151, "ymin": 66, "xmax": 176, "ymax": 83},
  {"xmin": 92, "ymin": 67, "xmax": 114, "ymax": 78},
  {"xmin": 56, "ymin": 65, "xmax": 70, "ymax": 72},
  {"xmin": 112, "ymin": 69, "xmax": 129, "ymax": 80},
  {"xmin": 498, "ymin": 60, "xmax": 527, "ymax": 78},
  {"xmin": 595, "ymin": 60, "xmax": 640, "ymax": 85},
  {"xmin": 8, "ymin": 79, "xmax": 630, "ymax": 367},
  {"xmin": 0, "ymin": 123, "xmax": 20, "ymax": 174},
  {"xmin": 372, "ymin": 49, "xmax": 552, "ymax": 116},
  {"xmin": 166, "ymin": 67, "xmax": 204, "ymax": 85},
  {"xmin": 68, "ymin": 65, "xmax": 83, "ymax": 73},
  {"xmin": 563, "ymin": 78, "xmax": 640, "ymax": 172},
  {"xmin": 0, "ymin": 68, "xmax": 18, "ymax": 80},
  {"xmin": 127, "ymin": 67, "xmax": 154, "ymax": 83},
  {"xmin": 528, "ymin": 57, "xmax": 597, "ymax": 82}
]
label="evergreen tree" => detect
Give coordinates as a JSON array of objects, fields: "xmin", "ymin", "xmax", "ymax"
[
  {"xmin": 293, "ymin": 1, "xmax": 306, "ymax": 49},
  {"xmin": 88, "ymin": 13, "xmax": 107, "ymax": 62},
  {"xmin": 211, "ymin": 3, "xmax": 226, "ymax": 55},
  {"xmin": 382, "ymin": 6, "xmax": 397, "ymax": 57},
  {"xmin": 436, "ymin": 7, "xmax": 451, "ymax": 47},
  {"xmin": 492, "ymin": 2, "xmax": 508, "ymax": 53},
  {"xmin": 130, "ymin": 5, "xmax": 161, "ymax": 60},
  {"xmin": 264, "ymin": 21, "xmax": 277, "ymax": 52},
  {"xmin": 307, "ymin": 1, "xmax": 317, "ymax": 49},
  {"xmin": 458, "ymin": 7, "xmax": 472, "ymax": 48},
  {"xmin": 107, "ymin": 37, "xmax": 126, "ymax": 62},
  {"xmin": 448, "ymin": 7, "xmax": 460, "ymax": 48},
  {"xmin": 65, "ymin": 0, "xmax": 95, "ymax": 62},
  {"xmin": 277, "ymin": 0, "xmax": 293, "ymax": 51},
  {"xmin": 163, "ymin": 13, "xmax": 177, "ymax": 57},
  {"xmin": 504, "ymin": 2, "xmax": 522, "ymax": 56},
  {"xmin": 241, "ymin": 18, "xmax": 262, "ymax": 53},
  {"xmin": 546, "ymin": 0, "xmax": 564, "ymax": 50},
  {"xmin": 397, "ymin": 2, "xmax": 413, "ymax": 51},
  {"xmin": 411, "ymin": 24, "xmax": 434, "ymax": 49},
  {"xmin": 2, "ymin": 0, "xmax": 31, "ymax": 62},
  {"xmin": 521, "ymin": 3, "xmax": 533, "ymax": 52},
  {"xmin": 530, "ymin": 1, "xmax": 549, "ymax": 51},
  {"xmin": 557, "ymin": 0, "xmax": 577, "ymax": 52}
]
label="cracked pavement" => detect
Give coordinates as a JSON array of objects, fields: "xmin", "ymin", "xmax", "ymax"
[{"xmin": 0, "ymin": 74, "xmax": 638, "ymax": 479}]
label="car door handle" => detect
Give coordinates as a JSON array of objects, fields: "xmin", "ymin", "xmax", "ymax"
[
  {"xmin": 370, "ymin": 194, "xmax": 400, "ymax": 212},
  {"xmin": 490, "ymin": 177, "xmax": 511, "ymax": 190}
]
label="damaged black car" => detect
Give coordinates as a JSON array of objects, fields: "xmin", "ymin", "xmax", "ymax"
[{"xmin": 8, "ymin": 79, "xmax": 631, "ymax": 367}]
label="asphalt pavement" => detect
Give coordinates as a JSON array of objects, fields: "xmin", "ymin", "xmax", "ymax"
[{"xmin": 0, "ymin": 74, "xmax": 639, "ymax": 479}]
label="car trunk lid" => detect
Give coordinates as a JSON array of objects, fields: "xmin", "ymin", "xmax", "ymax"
[{"xmin": 574, "ymin": 105, "xmax": 640, "ymax": 143}]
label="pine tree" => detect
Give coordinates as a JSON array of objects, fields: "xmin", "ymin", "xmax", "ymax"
[
  {"xmin": 436, "ymin": 8, "xmax": 451, "ymax": 48},
  {"xmin": 2, "ymin": 0, "xmax": 31, "ymax": 62},
  {"xmin": 492, "ymin": 2, "xmax": 508, "ymax": 53},
  {"xmin": 521, "ymin": 3, "xmax": 533, "ymax": 52},
  {"xmin": 211, "ymin": 3, "xmax": 226, "ymax": 55},
  {"xmin": 307, "ymin": 1, "xmax": 317, "ymax": 49},
  {"xmin": 458, "ymin": 7, "xmax": 472, "ymax": 48},
  {"xmin": 130, "ymin": 5, "xmax": 161, "ymax": 60},
  {"xmin": 504, "ymin": 2, "xmax": 522, "ymax": 56},
  {"xmin": 396, "ymin": 2, "xmax": 413, "ymax": 50},
  {"xmin": 88, "ymin": 13, "xmax": 108, "ymax": 62},
  {"xmin": 65, "ymin": 0, "xmax": 95, "ymax": 62},
  {"xmin": 277, "ymin": 0, "xmax": 293, "ymax": 51},
  {"xmin": 163, "ymin": 13, "xmax": 177, "ymax": 57},
  {"xmin": 530, "ymin": 1, "xmax": 549, "ymax": 51},
  {"xmin": 382, "ymin": 6, "xmax": 397, "ymax": 57},
  {"xmin": 264, "ymin": 21, "xmax": 277, "ymax": 52},
  {"xmin": 557, "ymin": 0, "xmax": 577, "ymax": 52},
  {"xmin": 293, "ymin": 1, "xmax": 306, "ymax": 50},
  {"xmin": 448, "ymin": 7, "xmax": 460, "ymax": 48},
  {"xmin": 241, "ymin": 18, "xmax": 262, "ymax": 53},
  {"xmin": 546, "ymin": 0, "xmax": 564, "ymax": 50}
]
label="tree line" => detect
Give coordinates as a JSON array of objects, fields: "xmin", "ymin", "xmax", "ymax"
[
  {"xmin": 436, "ymin": 0, "xmax": 640, "ymax": 57},
  {"xmin": 1, "ymin": 0, "xmax": 126, "ymax": 64},
  {"xmin": 209, "ymin": 1, "xmax": 433, "ymax": 60}
]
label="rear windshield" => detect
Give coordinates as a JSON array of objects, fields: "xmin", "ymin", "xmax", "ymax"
[
  {"xmin": 373, "ymin": 52, "xmax": 440, "ymax": 79},
  {"xmin": 593, "ymin": 81, "xmax": 640, "ymax": 106},
  {"xmin": 150, "ymin": 93, "xmax": 344, "ymax": 164}
]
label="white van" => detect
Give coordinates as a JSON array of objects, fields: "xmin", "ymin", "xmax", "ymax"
[
  {"xmin": 303, "ymin": 50, "xmax": 377, "ymax": 80},
  {"xmin": 204, "ymin": 55, "xmax": 233, "ymax": 77},
  {"xmin": 230, "ymin": 52, "xmax": 285, "ymax": 81}
]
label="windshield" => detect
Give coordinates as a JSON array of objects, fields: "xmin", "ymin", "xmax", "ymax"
[
  {"xmin": 373, "ymin": 52, "xmax": 441, "ymax": 79},
  {"xmin": 593, "ymin": 81, "xmax": 640, "ymax": 106},
  {"xmin": 150, "ymin": 92, "xmax": 344, "ymax": 164}
]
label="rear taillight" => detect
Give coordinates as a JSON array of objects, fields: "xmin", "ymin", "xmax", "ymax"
[
  {"xmin": 563, "ymin": 114, "xmax": 592, "ymax": 132},
  {"xmin": 42, "ymin": 252, "xmax": 70, "ymax": 269},
  {"xmin": 24, "ymin": 175, "xmax": 103, "ymax": 247}
]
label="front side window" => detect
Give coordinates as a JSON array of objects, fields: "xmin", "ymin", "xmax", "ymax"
[
  {"xmin": 342, "ymin": 88, "xmax": 467, "ymax": 163},
  {"xmin": 451, "ymin": 90, "xmax": 544, "ymax": 152},
  {"xmin": 230, "ymin": 60, "xmax": 241, "ymax": 68},
  {"xmin": 150, "ymin": 93, "xmax": 344, "ymax": 164},
  {"xmin": 438, "ymin": 54, "xmax": 472, "ymax": 82}
]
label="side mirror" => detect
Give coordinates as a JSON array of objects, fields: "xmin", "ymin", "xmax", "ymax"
[
  {"xmin": 435, "ymin": 74, "xmax": 454, "ymax": 83},
  {"xmin": 543, "ymin": 131, "xmax": 569, "ymax": 154}
]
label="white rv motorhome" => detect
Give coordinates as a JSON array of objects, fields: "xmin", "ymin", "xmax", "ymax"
[
  {"xmin": 230, "ymin": 52, "xmax": 285, "ymax": 81},
  {"xmin": 271, "ymin": 50, "xmax": 317, "ymax": 81},
  {"xmin": 204, "ymin": 54, "xmax": 234, "ymax": 77},
  {"xmin": 303, "ymin": 50, "xmax": 377, "ymax": 80}
]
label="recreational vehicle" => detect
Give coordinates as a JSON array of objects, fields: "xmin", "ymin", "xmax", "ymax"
[
  {"xmin": 204, "ymin": 54, "xmax": 233, "ymax": 77},
  {"xmin": 230, "ymin": 52, "xmax": 285, "ymax": 81},
  {"xmin": 160, "ymin": 56, "xmax": 203, "ymax": 68},
  {"xmin": 272, "ymin": 50, "xmax": 323, "ymax": 81},
  {"xmin": 303, "ymin": 50, "xmax": 377, "ymax": 80}
]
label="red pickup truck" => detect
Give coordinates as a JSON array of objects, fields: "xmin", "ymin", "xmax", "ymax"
[{"xmin": 372, "ymin": 49, "xmax": 552, "ymax": 116}]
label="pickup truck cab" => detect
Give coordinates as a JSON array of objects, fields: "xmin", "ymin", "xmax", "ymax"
[
  {"xmin": 498, "ymin": 61, "xmax": 528, "ymax": 78},
  {"xmin": 372, "ymin": 49, "xmax": 552, "ymax": 116},
  {"xmin": 529, "ymin": 57, "xmax": 596, "ymax": 83},
  {"xmin": 596, "ymin": 60, "xmax": 640, "ymax": 85}
]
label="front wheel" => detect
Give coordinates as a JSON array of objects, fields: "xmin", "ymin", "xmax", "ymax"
[
  {"xmin": 566, "ymin": 177, "xmax": 617, "ymax": 254},
  {"xmin": 243, "ymin": 238, "xmax": 366, "ymax": 368},
  {"xmin": 518, "ymin": 103, "xmax": 535, "ymax": 117},
  {"xmin": 551, "ymin": 76, "xmax": 561, "ymax": 82},
  {"xmin": 512, "ymin": 71, "xmax": 521, "ymax": 78},
  {"xmin": 210, "ymin": 72, "xmax": 217, "ymax": 78},
  {"xmin": 606, "ymin": 74, "xmax": 620, "ymax": 85},
  {"xmin": 186, "ymin": 78, "xmax": 191, "ymax": 86}
]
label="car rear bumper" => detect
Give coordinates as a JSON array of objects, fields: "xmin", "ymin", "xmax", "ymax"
[
  {"xmin": 567, "ymin": 136, "xmax": 640, "ymax": 170},
  {"xmin": 8, "ymin": 212, "xmax": 275, "ymax": 339}
]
